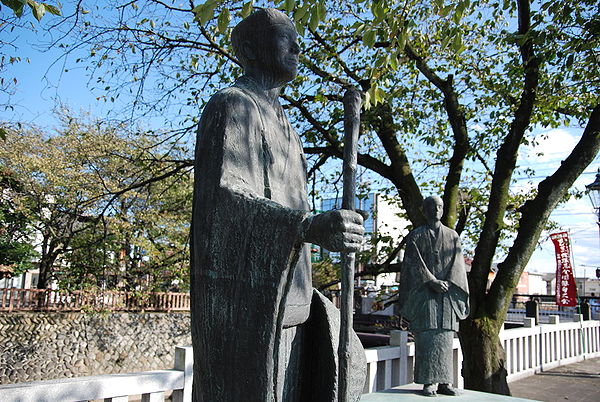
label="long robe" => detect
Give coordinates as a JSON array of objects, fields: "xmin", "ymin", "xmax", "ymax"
[
  {"xmin": 190, "ymin": 76, "xmax": 365, "ymax": 401},
  {"xmin": 399, "ymin": 224, "xmax": 469, "ymax": 384}
]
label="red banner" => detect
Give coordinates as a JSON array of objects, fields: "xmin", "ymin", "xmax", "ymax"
[{"xmin": 550, "ymin": 232, "xmax": 577, "ymax": 307}]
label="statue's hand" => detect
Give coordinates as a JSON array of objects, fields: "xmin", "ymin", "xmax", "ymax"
[
  {"xmin": 304, "ymin": 209, "xmax": 365, "ymax": 252},
  {"xmin": 428, "ymin": 279, "xmax": 449, "ymax": 293}
]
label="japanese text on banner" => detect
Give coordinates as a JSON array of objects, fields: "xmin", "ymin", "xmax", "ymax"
[{"xmin": 550, "ymin": 232, "xmax": 577, "ymax": 307}]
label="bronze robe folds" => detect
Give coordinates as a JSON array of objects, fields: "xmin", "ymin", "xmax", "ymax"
[{"xmin": 191, "ymin": 76, "xmax": 365, "ymax": 401}]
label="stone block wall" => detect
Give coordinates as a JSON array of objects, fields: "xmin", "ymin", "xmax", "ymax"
[{"xmin": 0, "ymin": 312, "xmax": 191, "ymax": 384}]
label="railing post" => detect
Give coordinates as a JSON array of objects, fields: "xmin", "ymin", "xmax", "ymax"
[
  {"xmin": 141, "ymin": 392, "xmax": 164, "ymax": 402},
  {"xmin": 390, "ymin": 330, "xmax": 409, "ymax": 386},
  {"xmin": 525, "ymin": 299, "xmax": 539, "ymax": 325},
  {"xmin": 580, "ymin": 300, "xmax": 591, "ymax": 320},
  {"xmin": 172, "ymin": 346, "xmax": 193, "ymax": 402},
  {"xmin": 8, "ymin": 288, "xmax": 14, "ymax": 312}
]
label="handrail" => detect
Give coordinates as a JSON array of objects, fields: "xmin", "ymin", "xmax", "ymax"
[
  {"xmin": 0, "ymin": 288, "xmax": 190, "ymax": 312},
  {"xmin": 0, "ymin": 346, "xmax": 193, "ymax": 402}
]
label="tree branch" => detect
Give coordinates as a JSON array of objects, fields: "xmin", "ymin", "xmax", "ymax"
[
  {"xmin": 367, "ymin": 103, "xmax": 425, "ymax": 226},
  {"xmin": 403, "ymin": 45, "xmax": 470, "ymax": 228},
  {"xmin": 470, "ymin": 0, "xmax": 540, "ymax": 313},
  {"xmin": 488, "ymin": 103, "xmax": 600, "ymax": 317}
]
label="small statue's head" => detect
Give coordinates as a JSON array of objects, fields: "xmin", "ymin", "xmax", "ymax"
[
  {"xmin": 423, "ymin": 196, "xmax": 443, "ymax": 224},
  {"xmin": 232, "ymin": 8, "xmax": 300, "ymax": 84}
]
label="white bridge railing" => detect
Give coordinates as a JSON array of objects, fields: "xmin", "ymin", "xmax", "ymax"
[
  {"xmin": 1, "ymin": 317, "xmax": 599, "ymax": 401},
  {"xmin": 0, "ymin": 347, "xmax": 193, "ymax": 402},
  {"xmin": 501, "ymin": 315, "xmax": 600, "ymax": 382},
  {"xmin": 364, "ymin": 315, "xmax": 600, "ymax": 392}
]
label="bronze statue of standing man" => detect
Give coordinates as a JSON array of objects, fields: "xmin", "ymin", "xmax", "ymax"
[
  {"xmin": 190, "ymin": 8, "xmax": 366, "ymax": 402},
  {"xmin": 399, "ymin": 196, "xmax": 469, "ymax": 397}
]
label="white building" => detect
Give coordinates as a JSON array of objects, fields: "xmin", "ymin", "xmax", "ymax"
[{"xmin": 576, "ymin": 277, "xmax": 600, "ymax": 297}]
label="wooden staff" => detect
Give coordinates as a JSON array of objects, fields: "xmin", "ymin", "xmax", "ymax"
[{"xmin": 339, "ymin": 88, "xmax": 361, "ymax": 402}]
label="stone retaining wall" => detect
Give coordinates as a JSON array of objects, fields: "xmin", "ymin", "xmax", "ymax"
[{"xmin": 0, "ymin": 312, "xmax": 191, "ymax": 384}]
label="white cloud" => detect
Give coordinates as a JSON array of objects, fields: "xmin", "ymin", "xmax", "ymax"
[{"xmin": 523, "ymin": 128, "xmax": 578, "ymax": 163}]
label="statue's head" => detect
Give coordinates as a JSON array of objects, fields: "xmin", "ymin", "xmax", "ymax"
[
  {"xmin": 423, "ymin": 196, "xmax": 443, "ymax": 224},
  {"xmin": 232, "ymin": 8, "xmax": 300, "ymax": 85}
]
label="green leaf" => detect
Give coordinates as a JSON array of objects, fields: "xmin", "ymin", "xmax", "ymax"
[
  {"xmin": 397, "ymin": 30, "xmax": 407, "ymax": 50},
  {"xmin": 294, "ymin": 3, "xmax": 309, "ymax": 21},
  {"xmin": 317, "ymin": 2, "xmax": 326, "ymax": 21},
  {"xmin": 241, "ymin": 1, "xmax": 253, "ymax": 18},
  {"xmin": 363, "ymin": 29, "xmax": 376, "ymax": 47},
  {"xmin": 389, "ymin": 51, "xmax": 399, "ymax": 70},
  {"xmin": 375, "ymin": 87, "xmax": 385, "ymax": 104},
  {"xmin": 364, "ymin": 89, "xmax": 372, "ymax": 110},
  {"xmin": 372, "ymin": 2, "xmax": 385, "ymax": 23},
  {"xmin": 192, "ymin": 2, "xmax": 217, "ymax": 25},
  {"xmin": 375, "ymin": 54, "xmax": 388, "ymax": 69},
  {"xmin": 29, "ymin": 1, "xmax": 46, "ymax": 21},
  {"xmin": 308, "ymin": 7, "xmax": 319, "ymax": 31},
  {"xmin": 2, "ymin": 0, "xmax": 26, "ymax": 17},
  {"xmin": 217, "ymin": 8, "xmax": 230, "ymax": 34},
  {"xmin": 295, "ymin": 20, "xmax": 305, "ymax": 37},
  {"xmin": 440, "ymin": 32, "xmax": 451, "ymax": 51},
  {"xmin": 451, "ymin": 32, "xmax": 462, "ymax": 51},
  {"xmin": 44, "ymin": 3, "xmax": 61, "ymax": 16},
  {"xmin": 439, "ymin": 4, "xmax": 453, "ymax": 17},
  {"xmin": 454, "ymin": 1, "xmax": 466, "ymax": 22},
  {"xmin": 0, "ymin": 127, "xmax": 7, "ymax": 141},
  {"xmin": 284, "ymin": 0, "xmax": 295, "ymax": 13}
]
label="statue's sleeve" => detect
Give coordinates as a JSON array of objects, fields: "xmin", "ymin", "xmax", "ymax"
[
  {"xmin": 398, "ymin": 232, "xmax": 436, "ymax": 320},
  {"xmin": 446, "ymin": 232, "xmax": 469, "ymax": 294},
  {"xmin": 190, "ymin": 89, "xmax": 309, "ymax": 401},
  {"xmin": 446, "ymin": 230, "xmax": 470, "ymax": 319},
  {"xmin": 404, "ymin": 233, "xmax": 437, "ymax": 286}
]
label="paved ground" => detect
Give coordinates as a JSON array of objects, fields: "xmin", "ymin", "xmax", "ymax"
[{"xmin": 510, "ymin": 357, "xmax": 600, "ymax": 402}]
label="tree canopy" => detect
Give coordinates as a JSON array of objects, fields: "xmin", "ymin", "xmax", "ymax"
[{"xmin": 0, "ymin": 113, "xmax": 192, "ymax": 290}]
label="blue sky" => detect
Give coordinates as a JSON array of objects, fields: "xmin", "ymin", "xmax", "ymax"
[
  {"xmin": 3, "ymin": 7, "xmax": 599, "ymax": 279},
  {"xmin": 518, "ymin": 128, "xmax": 599, "ymax": 277}
]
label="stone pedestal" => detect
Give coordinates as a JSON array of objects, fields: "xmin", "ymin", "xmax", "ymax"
[{"xmin": 360, "ymin": 383, "xmax": 537, "ymax": 401}]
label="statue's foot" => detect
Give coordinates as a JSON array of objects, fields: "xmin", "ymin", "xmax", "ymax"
[
  {"xmin": 437, "ymin": 383, "xmax": 458, "ymax": 396},
  {"xmin": 422, "ymin": 384, "xmax": 437, "ymax": 397}
]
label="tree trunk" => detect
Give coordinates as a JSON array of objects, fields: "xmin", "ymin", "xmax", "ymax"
[
  {"xmin": 36, "ymin": 235, "xmax": 55, "ymax": 289},
  {"xmin": 461, "ymin": 103, "xmax": 600, "ymax": 393},
  {"xmin": 37, "ymin": 257, "xmax": 51, "ymax": 289},
  {"xmin": 460, "ymin": 316, "xmax": 510, "ymax": 395}
]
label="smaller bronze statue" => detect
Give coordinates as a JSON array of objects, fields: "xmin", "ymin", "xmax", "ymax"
[{"xmin": 399, "ymin": 196, "xmax": 469, "ymax": 397}]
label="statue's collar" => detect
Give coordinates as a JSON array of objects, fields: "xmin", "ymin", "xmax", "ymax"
[{"xmin": 235, "ymin": 75, "xmax": 281, "ymax": 107}]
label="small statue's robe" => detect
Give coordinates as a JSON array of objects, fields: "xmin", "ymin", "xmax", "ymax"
[
  {"xmin": 191, "ymin": 76, "xmax": 365, "ymax": 401},
  {"xmin": 399, "ymin": 224, "xmax": 469, "ymax": 384}
]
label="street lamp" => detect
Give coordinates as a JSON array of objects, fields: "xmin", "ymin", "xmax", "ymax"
[
  {"xmin": 585, "ymin": 170, "xmax": 600, "ymax": 279},
  {"xmin": 586, "ymin": 170, "xmax": 600, "ymax": 220}
]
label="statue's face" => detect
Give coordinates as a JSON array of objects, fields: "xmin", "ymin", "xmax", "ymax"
[
  {"xmin": 261, "ymin": 23, "xmax": 300, "ymax": 83},
  {"xmin": 424, "ymin": 197, "xmax": 443, "ymax": 223}
]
